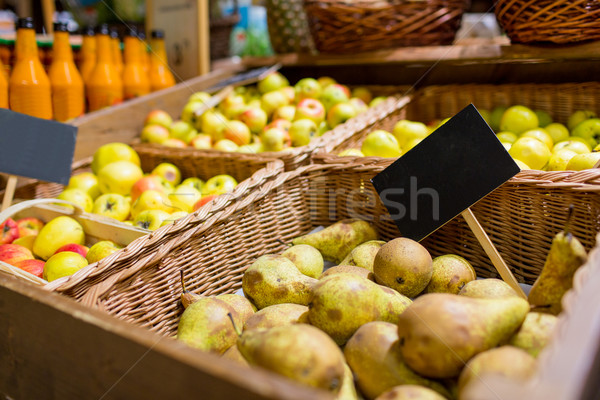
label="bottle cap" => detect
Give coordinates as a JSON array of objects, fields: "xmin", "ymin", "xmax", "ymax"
[
  {"xmin": 126, "ymin": 26, "xmax": 138, "ymax": 37},
  {"xmin": 97, "ymin": 24, "xmax": 110, "ymax": 36},
  {"xmin": 16, "ymin": 17, "xmax": 34, "ymax": 30},
  {"xmin": 53, "ymin": 22, "xmax": 68, "ymax": 32},
  {"xmin": 151, "ymin": 29, "xmax": 164, "ymax": 39},
  {"xmin": 83, "ymin": 26, "xmax": 95, "ymax": 36},
  {"xmin": 110, "ymin": 28, "xmax": 119, "ymax": 39},
  {"xmin": 138, "ymin": 31, "xmax": 146, "ymax": 40}
]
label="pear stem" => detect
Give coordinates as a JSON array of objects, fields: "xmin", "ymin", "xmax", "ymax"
[
  {"xmin": 227, "ymin": 312, "xmax": 242, "ymax": 337},
  {"xmin": 564, "ymin": 204, "xmax": 575, "ymax": 237},
  {"xmin": 180, "ymin": 270, "xmax": 188, "ymax": 293},
  {"xmin": 275, "ymin": 238, "xmax": 290, "ymax": 247}
]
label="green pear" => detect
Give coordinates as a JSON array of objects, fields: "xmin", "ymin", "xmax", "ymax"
[
  {"xmin": 424, "ymin": 254, "xmax": 476, "ymax": 294},
  {"xmin": 177, "ymin": 297, "xmax": 243, "ymax": 354},
  {"xmin": 508, "ymin": 312, "xmax": 558, "ymax": 357},
  {"xmin": 320, "ymin": 265, "xmax": 375, "ymax": 281},
  {"xmin": 375, "ymin": 385, "xmax": 447, "ymax": 400},
  {"xmin": 397, "ymin": 293, "xmax": 530, "ymax": 378},
  {"xmin": 238, "ymin": 324, "xmax": 345, "ymax": 392},
  {"xmin": 242, "ymin": 254, "xmax": 318, "ymax": 309},
  {"xmin": 458, "ymin": 278, "xmax": 519, "ymax": 299},
  {"xmin": 373, "ymin": 238, "xmax": 433, "ymax": 298},
  {"xmin": 281, "ymin": 244, "xmax": 324, "ymax": 278},
  {"xmin": 243, "ymin": 303, "xmax": 309, "ymax": 331},
  {"xmin": 292, "ymin": 219, "xmax": 378, "ymax": 263},
  {"xmin": 336, "ymin": 364, "xmax": 359, "ymax": 400},
  {"xmin": 309, "ymin": 273, "xmax": 411, "ymax": 345},
  {"xmin": 222, "ymin": 344, "xmax": 249, "ymax": 367},
  {"xmin": 344, "ymin": 321, "xmax": 450, "ymax": 399},
  {"xmin": 458, "ymin": 346, "xmax": 536, "ymax": 397},
  {"xmin": 339, "ymin": 240, "xmax": 386, "ymax": 271},
  {"xmin": 217, "ymin": 293, "xmax": 256, "ymax": 325}
]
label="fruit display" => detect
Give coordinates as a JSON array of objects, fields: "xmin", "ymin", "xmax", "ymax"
[
  {"xmin": 173, "ymin": 216, "xmax": 583, "ymax": 398},
  {"xmin": 140, "ymin": 71, "xmax": 388, "ymax": 153},
  {"xmin": 54, "ymin": 142, "xmax": 238, "ymax": 231}
]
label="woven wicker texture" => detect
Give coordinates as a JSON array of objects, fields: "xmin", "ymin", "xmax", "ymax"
[
  {"xmin": 266, "ymin": 0, "xmax": 316, "ymax": 54},
  {"xmin": 49, "ymin": 159, "xmax": 600, "ymax": 338},
  {"xmin": 303, "ymin": 0, "xmax": 469, "ymax": 54},
  {"xmin": 495, "ymin": 0, "xmax": 600, "ymax": 44}
]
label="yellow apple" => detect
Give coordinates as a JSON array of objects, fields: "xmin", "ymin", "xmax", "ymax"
[
  {"xmin": 214, "ymin": 139, "xmax": 239, "ymax": 152},
  {"xmin": 203, "ymin": 175, "xmax": 238, "ymax": 196},
  {"xmin": 152, "ymin": 163, "xmax": 182, "ymax": 186},
  {"xmin": 131, "ymin": 190, "xmax": 173, "ymax": 219},
  {"xmin": 509, "ymin": 137, "xmax": 551, "ymax": 170},
  {"xmin": 161, "ymin": 211, "xmax": 189, "ymax": 227},
  {"xmin": 97, "ymin": 161, "xmax": 144, "ymax": 195},
  {"xmin": 134, "ymin": 210, "xmax": 171, "ymax": 231},
  {"xmin": 168, "ymin": 185, "xmax": 202, "ymax": 213},
  {"xmin": 57, "ymin": 188, "xmax": 94, "ymax": 213},
  {"xmin": 500, "ymin": 105, "xmax": 539, "ymax": 135},
  {"xmin": 13, "ymin": 235, "xmax": 36, "ymax": 252},
  {"xmin": 544, "ymin": 123, "xmax": 570, "ymax": 144},
  {"xmin": 91, "ymin": 143, "xmax": 140, "ymax": 174},
  {"xmin": 33, "ymin": 216, "xmax": 85, "ymax": 260},
  {"xmin": 553, "ymin": 139, "xmax": 591, "ymax": 155},
  {"xmin": 86, "ymin": 240, "xmax": 121, "ymax": 264},
  {"xmin": 520, "ymin": 128, "xmax": 553, "ymax": 150},
  {"xmin": 566, "ymin": 152, "xmax": 600, "ymax": 171},
  {"xmin": 496, "ymin": 132, "xmax": 518, "ymax": 144},
  {"xmin": 179, "ymin": 177, "xmax": 204, "ymax": 192},
  {"xmin": 546, "ymin": 149, "xmax": 578, "ymax": 171},
  {"xmin": 43, "ymin": 251, "xmax": 88, "ymax": 282},
  {"xmin": 361, "ymin": 130, "xmax": 402, "ymax": 158},
  {"xmin": 93, "ymin": 193, "xmax": 131, "ymax": 221},
  {"xmin": 337, "ymin": 148, "xmax": 364, "ymax": 157},
  {"xmin": 392, "ymin": 120, "xmax": 429, "ymax": 149},
  {"xmin": 68, "ymin": 172, "xmax": 101, "ymax": 200}
]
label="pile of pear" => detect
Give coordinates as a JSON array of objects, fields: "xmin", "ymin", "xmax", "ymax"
[{"xmin": 176, "ymin": 218, "xmax": 588, "ymax": 399}]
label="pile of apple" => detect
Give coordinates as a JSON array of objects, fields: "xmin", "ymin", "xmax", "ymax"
[
  {"xmin": 55, "ymin": 142, "xmax": 238, "ymax": 231},
  {"xmin": 140, "ymin": 72, "xmax": 388, "ymax": 153},
  {"xmin": 0, "ymin": 214, "xmax": 122, "ymax": 281},
  {"xmin": 343, "ymin": 105, "xmax": 600, "ymax": 171}
]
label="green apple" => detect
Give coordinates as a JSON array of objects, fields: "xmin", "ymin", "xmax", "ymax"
[
  {"xmin": 239, "ymin": 107, "xmax": 268, "ymax": 134},
  {"xmin": 68, "ymin": 172, "xmax": 100, "ymax": 200},
  {"xmin": 351, "ymin": 87, "xmax": 373, "ymax": 104},
  {"xmin": 349, "ymin": 98, "xmax": 368, "ymax": 115},
  {"xmin": 489, "ymin": 106, "xmax": 507, "ymax": 132},
  {"xmin": 568, "ymin": 110, "xmax": 597, "ymax": 131},
  {"xmin": 134, "ymin": 210, "xmax": 171, "ymax": 231},
  {"xmin": 168, "ymin": 185, "xmax": 202, "ymax": 213},
  {"xmin": 218, "ymin": 93, "xmax": 246, "ymax": 119},
  {"xmin": 500, "ymin": 105, "xmax": 539, "ymax": 135},
  {"xmin": 203, "ymin": 175, "xmax": 238, "ymax": 196},
  {"xmin": 337, "ymin": 148, "xmax": 364, "ymax": 157},
  {"xmin": 86, "ymin": 240, "xmax": 121, "ymax": 264},
  {"xmin": 294, "ymin": 78, "xmax": 322, "ymax": 100},
  {"xmin": 553, "ymin": 139, "xmax": 591, "ymax": 155},
  {"xmin": 295, "ymin": 98, "xmax": 326, "ymax": 125},
  {"xmin": 521, "ymin": 128, "xmax": 553, "ymax": 149},
  {"xmin": 91, "ymin": 143, "xmax": 140, "ymax": 174},
  {"xmin": 190, "ymin": 134, "xmax": 212, "ymax": 150},
  {"xmin": 93, "ymin": 193, "xmax": 131, "ymax": 221},
  {"xmin": 534, "ymin": 110, "xmax": 553, "ymax": 127},
  {"xmin": 257, "ymin": 71, "xmax": 289, "ymax": 94},
  {"xmin": 261, "ymin": 90, "xmax": 289, "ymax": 116},
  {"xmin": 181, "ymin": 101, "xmax": 204, "ymax": 127},
  {"xmin": 214, "ymin": 139, "xmax": 239, "ymax": 152},
  {"xmin": 361, "ymin": 130, "xmax": 402, "ymax": 158},
  {"xmin": 131, "ymin": 189, "xmax": 173, "ymax": 219},
  {"xmin": 545, "ymin": 123, "xmax": 570, "ymax": 144},
  {"xmin": 57, "ymin": 188, "xmax": 93, "ymax": 213},
  {"xmin": 327, "ymin": 102, "xmax": 357, "ymax": 128},
  {"xmin": 273, "ymin": 105, "xmax": 296, "ymax": 121},
  {"xmin": 152, "ymin": 163, "xmax": 182, "ymax": 186},
  {"xmin": 223, "ymin": 120, "xmax": 251, "ymax": 146},
  {"xmin": 509, "ymin": 137, "xmax": 551, "ymax": 170},
  {"xmin": 201, "ymin": 110, "xmax": 228, "ymax": 141},
  {"xmin": 140, "ymin": 124, "xmax": 170, "ymax": 144},
  {"xmin": 496, "ymin": 132, "xmax": 518, "ymax": 144},
  {"xmin": 546, "ymin": 149, "xmax": 578, "ymax": 171},
  {"xmin": 289, "ymin": 119, "xmax": 318, "ymax": 147},
  {"xmin": 144, "ymin": 109, "xmax": 172, "ymax": 129},
  {"xmin": 33, "ymin": 216, "xmax": 85, "ymax": 260},
  {"xmin": 317, "ymin": 121, "xmax": 329, "ymax": 136},
  {"xmin": 261, "ymin": 127, "xmax": 288, "ymax": 152},
  {"xmin": 170, "ymin": 120, "xmax": 198, "ymax": 144},
  {"xmin": 43, "ymin": 251, "xmax": 88, "ymax": 282},
  {"xmin": 571, "ymin": 118, "xmax": 600, "ymax": 148},
  {"xmin": 566, "ymin": 152, "xmax": 600, "ymax": 170},
  {"xmin": 188, "ymin": 91, "xmax": 211, "ymax": 104},
  {"xmin": 368, "ymin": 96, "xmax": 387, "ymax": 108},
  {"xmin": 392, "ymin": 120, "xmax": 429, "ymax": 149},
  {"xmin": 319, "ymin": 84, "xmax": 349, "ymax": 111},
  {"xmin": 238, "ymin": 143, "xmax": 263, "ymax": 153},
  {"xmin": 97, "ymin": 161, "xmax": 144, "ymax": 195},
  {"xmin": 179, "ymin": 177, "xmax": 204, "ymax": 192}
]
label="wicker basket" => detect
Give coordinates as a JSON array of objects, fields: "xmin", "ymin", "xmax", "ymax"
[
  {"xmin": 495, "ymin": 0, "xmax": 600, "ymax": 44},
  {"xmin": 266, "ymin": 0, "xmax": 316, "ymax": 54},
  {"xmin": 303, "ymin": 0, "xmax": 470, "ymax": 54}
]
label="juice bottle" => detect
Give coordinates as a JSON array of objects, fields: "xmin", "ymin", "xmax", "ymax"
[
  {"xmin": 138, "ymin": 31, "xmax": 150, "ymax": 76},
  {"xmin": 79, "ymin": 26, "xmax": 96, "ymax": 84},
  {"xmin": 111, "ymin": 28, "xmax": 123, "ymax": 77},
  {"xmin": 149, "ymin": 30, "xmax": 175, "ymax": 92},
  {"xmin": 86, "ymin": 24, "xmax": 123, "ymax": 112},
  {"xmin": 9, "ymin": 17, "xmax": 52, "ymax": 119},
  {"xmin": 0, "ymin": 59, "xmax": 7, "ymax": 108},
  {"xmin": 48, "ymin": 22, "xmax": 84, "ymax": 121},
  {"xmin": 122, "ymin": 28, "xmax": 150, "ymax": 100}
]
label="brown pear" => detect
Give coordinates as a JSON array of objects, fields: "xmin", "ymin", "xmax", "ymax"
[
  {"xmin": 340, "ymin": 240, "xmax": 387, "ymax": 271},
  {"xmin": 375, "ymin": 385, "xmax": 447, "ymax": 400},
  {"xmin": 424, "ymin": 254, "xmax": 476, "ymax": 294},
  {"xmin": 281, "ymin": 244, "xmax": 324, "ymax": 278},
  {"xmin": 243, "ymin": 303, "xmax": 309, "ymax": 331},
  {"xmin": 222, "ymin": 344, "xmax": 249, "ymax": 367},
  {"xmin": 508, "ymin": 312, "xmax": 558, "ymax": 357},
  {"xmin": 458, "ymin": 278, "xmax": 519, "ymax": 299},
  {"xmin": 217, "ymin": 293, "xmax": 256, "ymax": 325},
  {"xmin": 336, "ymin": 363, "xmax": 359, "ymax": 400},
  {"xmin": 320, "ymin": 265, "xmax": 375, "ymax": 281}
]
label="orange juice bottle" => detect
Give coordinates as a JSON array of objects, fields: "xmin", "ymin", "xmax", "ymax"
[
  {"xmin": 122, "ymin": 28, "xmax": 150, "ymax": 100},
  {"xmin": 86, "ymin": 24, "xmax": 123, "ymax": 112},
  {"xmin": 138, "ymin": 31, "xmax": 150, "ymax": 76},
  {"xmin": 79, "ymin": 26, "xmax": 96, "ymax": 84},
  {"xmin": 0, "ymin": 59, "xmax": 7, "ymax": 108},
  {"xmin": 110, "ymin": 28, "xmax": 123, "ymax": 77},
  {"xmin": 9, "ymin": 17, "xmax": 52, "ymax": 119},
  {"xmin": 149, "ymin": 30, "xmax": 175, "ymax": 92},
  {"xmin": 49, "ymin": 23, "xmax": 84, "ymax": 121}
]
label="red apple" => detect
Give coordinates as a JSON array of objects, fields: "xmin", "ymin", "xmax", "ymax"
[
  {"xmin": 0, "ymin": 243, "xmax": 34, "ymax": 266},
  {"xmin": 16, "ymin": 217, "xmax": 44, "ymax": 238},
  {"xmin": 140, "ymin": 124, "xmax": 170, "ymax": 144},
  {"xmin": 54, "ymin": 243, "xmax": 89, "ymax": 258},
  {"xmin": 190, "ymin": 134, "xmax": 212, "ymax": 150},
  {"xmin": 265, "ymin": 119, "xmax": 292, "ymax": 132},
  {"xmin": 131, "ymin": 176, "xmax": 167, "ymax": 203},
  {"xmin": 295, "ymin": 98, "xmax": 326, "ymax": 125},
  {"xmin": 144, "ymin": 109, "xmax": 173, "ymax": 128},
  {"xmin": 239, "ymin": 107, "xmax": 268, "ymax": 134},
  {"xmin": 162, "ymin": 138, "xmax": 187, "ymax": 148},
  {"xmin": 0, "ymin": 218, "xmax": 19, "ymax": 244},
  {"xmin": 14, "ymin": 258, "xmax": 45, "ymax": 278},
  {"xmin": 193, "ymin": 194, "xmax": 218, "ymax": 211},
  {"xmin": 223, "ymin": 120, "xmax": 251, "ymax": 146}
]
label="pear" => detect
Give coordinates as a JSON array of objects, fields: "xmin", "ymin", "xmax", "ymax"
[
  {"xmin": 309, "ymin": 273, "xmax": 411, "ymax": 345},
  {"xmin": 242, "ymin": 254, "xmax": 318, "ymax": 309},
  {"xmin": 217, "ymin": 293, "xmax": 256, "ymax": 325},
  {"xmin": 238, "ymin": 324, "xmax": 345, "ymax": 392},
  {"xmin": 397, "ymin": 293, "xmax": 530, "ymax": 378},
  {"xmin": 177, "ymin": 297, "xmax": 242, "ymax": 354},
  {"xmin": 508, "ymin": 312, "xmax": 558, "ymax": 357},
  {"xmin": 458, "ymin": 346, "xmax": 536, "ymax": 397},
  {"xmin": 339, "ymin": 240, "xmax": 386, "ymax": 271},
  {"xmin": 375, "ymin": 385, "xmax": 447, "ymax": 400},
  {"xmin": 424, "ymin": 254, "xmax": 476, "ymax": 294},
  {"xmin": 458, "ymin": 278, "xmax": 519, "ymax": 299},
  {"xmin": 243, "ymin": 303, "xmax": 309, "ymax": 331},
  {"xmin": 344, "ymin": 321, "xmax": 450, "ymax": 399},
  {"xmin": 336, "ymin": 363, "xmax": 359, "ymax": 400},
  {"xmin": 528, "ymin": 212, "xmax": 587, "ymax": 315},
  {"xmin": 320, "ymin": 265, "xmax": 375, "ymax": 281},
  {"xmin": 222, "ymin": 344, "xmax": 249, "ymax": 367},
  {"xmin": 281, "ymin": 244, "xmax": 324, "ymax": 278},
  {"xmin": 292, "ymin": 219, "xmax": 378, "ymax": 263},
  {"xmin": 373, "ymin": 238, "xmax": 433, "ymax": 298}
]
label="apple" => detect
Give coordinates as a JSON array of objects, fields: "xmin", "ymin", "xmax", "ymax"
[
  {"xmin": 0, "ymin": 243, "xmax": 33, "ymax": 266},
  {"xmin": 500, "ymin": 105, "xmax": 539, "ymax": 135},
  {"xmin": 521, "ymin": 128, "xmax": 553, "ymax": 149},
  {"xmin": 144, "ymin": 109, "xmax": 172, "ymax": 129},
  {"xmin": 568, "ymin": 110, "xmax": 597, "ymax": 131},
  {"xmin": 509, "ymin": 137, "xmax": 552, "ymax": 170},
  {"xmin": 261, "ymin": 127, "xmax": 289, "ymax": 152},
  {"xmin": 181, "ymin": 101, "xmax": 204, "ymax": 127},
  {"xmin": 369, "ymin": 96, "xmax": 387, "ymax": 108},
  {"xmin": 43, "ymin": 251, "xmax": 88, "ymax": 282},
  {"xmin": 134, "ymin": 210, "xmax": 171, "ymax": 231},
  {"xmin": 16, "ymin": 217, "xmax": 44, "ymax": 238},
  {"xmin": 294, "ymin": 78, "xmax": 322, "ymax": 100},
  {"xmin": 97, "ymin": 161, "xmax": 144, "ymax": 195},
  {"xmin": 190, "ymin": 134, "xmax": 212, "ymax": 149},
  {"xmin": 320, "ymin": 84, "xmax": 350, "ymax": 111},
  {"xmin": 33, "ymin": 216, "xmax": 85, "ymax": 260},
  {"xmin": 572, "ymin": 118, "xmax": 600, "ymax": 148},
  {"xmin": 130, "ymin": 176, "xmax": 166, "ymax": 203},
  {"xmin": 152, "ymin": 163, "xmax": 182, "ymax": 186},
  {"xmin": 545, "ymin": 123, "xmax": 570, "ymax": 144},
  {"xmin": 168, "ymin": 185, "xmax": 202, "ymax": 213},
  {"xmin": 326, "ymin": 102, "xmax": 357, "ymax": 128},
  {"xmin": 295, "ymin": 98, "xmax": 326, "ymax": 125},
  {"xmin": 361, "ymin": 130, "xmax": 402, "ymax": 158},
  {"xmin": 13, "ymin": 235, "xmax": 36, "ymax": 251},
  {"xmin": 273, "ymin": 105, "xmax": 296, "ymax": 121},
  {"xmin": 238, "ymin": 143, "xmax": 263, "ymax": 153},
  {"xmin": 289, "ymin": 119, "xmax": 318, "ymax": 147},
  {"xmin": 351, "ymin": 87, "xmax": 373, "ymax": 104},
  {"xmin": 349, "ymin": 98, "xmax": 368, "ymax": 115},
  {"xmin": 489, "ymin": 106, "xmax": 507, "ymax": 132},
  {"xmin": 170, "ymin": 120, "xmax": 198, "ymax": 144},
  {"xmin": 496, "ymin": 132, "xmax": 518, "ymax": 144},
  {"xmin": 566, "ymin": 152, "xmax": 600, "ymax": 170},
  {"xmin": 54, "ymin": 243, "xmax": 89, "ymax": 258},
  {"xmin": 392, "ymin": 120, "xmax": 429, "ymax": 149},
  {"xmin": 68, "ymin": 172, "xmax": 101, "ymax": 200},
  {"xmin": 265, "ymin": 119, "xmax": 292, "ymax": 132},
  {"xmin": 91, "ymin": 143, "xmax": 140, "ymax": 174},
  {"xmin": 535, "ymin": 110, "xmax": 553, "ymax": 127},
  {"xmin": 257, "ymin": 71, "xmax": 289, "ymax": 94},
  {"xmin": 317, "ymin": 121, "xmax": 329, "ymax": 136},
  {"xmin": 501, "ymin": 142, "xmax": 512, "ymax": 151},
  {"xmin": 219, "ymin": 94, "xmax": 246, "ymax": 119},
  {"xmin": 86, "ymin": 240, "xmax": 121, "ymax": 264},
  {"xmin": 214, "ymin": 139, "xmax": 239, "ymax": 152},
  {"xmin": 338, "ymin": 148, "xmax": 364, "ymax": 157},
  {"xmin": 247, "ymin": 98, "xmax": 262, "ymax": 109},
  {"xmin": 188, "ymin": 91, "xmax": 212, "ymax": 104},
  {"xmin": 546, "ymin": 149, "xmax": 578, "ymax": 171},
  {"xmin": 239, "ymin": 107, "xmax": 268, "ymax": 134},
  {"xmin": 57, "ymin": 188, "xmax": 94, "ymax": 213},
  {"xmin": 14, "ymin": 258, "xmax": 44, "ymax": 278},
  {"xmin": 201, "ymin": 110, "xmax": 228, "ymax": 140},
  {"xmin": 162, "ymin": 138, "xmax": 188, "ymax": 148},
  {"xmin": 203, "ymin": 175, "xmax": 238, "ymax": 196},
  {"xmin": 317, "ymin": 76, "xmax": 336, "ymax": 89},
  {"xmin": 93, "ymin": 193, "xmax": 131, "ymax": 221},
  {"xmin": 553, "ymin": 139, "xmax": 591, "ymax": 155},
  {"xmin": 0, "ymin": 218, "xmax": 19, "ymax": 244},
  {"xmin": 223, "ymin": 120, "xmax": 251, "ymax": 146},
  {"xmin": 404, "ymin": 137, "xmax": 424, "ymax": 152},
  {"xmin": 163, "ymin": 211, "xmax": 189, "ymax": 226},
  {"xmin": 131, "ymin": 190, "xmax": 173, "ymax": 219},
  {"xmin": 261, "ymin": 90, "xmax": 289, "ymax": 116},
  {"xmin": 140, "ymin": 124, "xmax": 170, "ymax": 144},
  {"xmin": 179, "ymin": 177, "xmax": 204, "ymax": 192},
  {"xmin": 193, "ymin": 194, "xmax": 218, "ymax": 211}
]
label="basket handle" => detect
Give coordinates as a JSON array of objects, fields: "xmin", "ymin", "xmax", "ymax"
[{"xmin": 0, "ymin": 198, "xmax": 84, "ymax": 223}]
